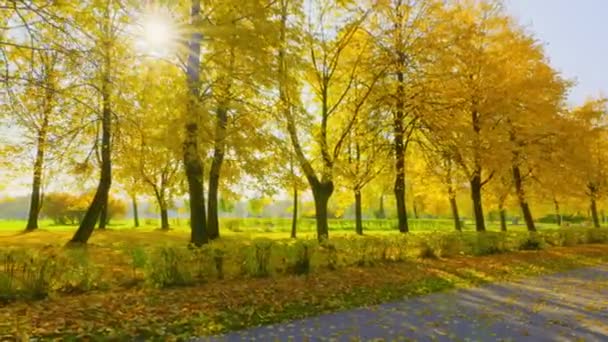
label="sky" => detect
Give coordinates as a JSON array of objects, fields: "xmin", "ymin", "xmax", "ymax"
[{"xmin": 506, "ymin": 0, "xmax": 608, "ymax": 104}]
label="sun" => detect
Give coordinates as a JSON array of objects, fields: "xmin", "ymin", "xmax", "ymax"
[{"xmin": 137, "ymin": 10, "xmax": 177, "ymax": 57}]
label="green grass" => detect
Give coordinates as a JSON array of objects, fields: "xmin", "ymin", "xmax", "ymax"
[{"xmin": 0, "ymin": 217, "xmax": 561, "ymax": 235}]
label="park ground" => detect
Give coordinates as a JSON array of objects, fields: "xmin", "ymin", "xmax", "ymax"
[{"xmin": 1, "ymin": 218, "xmax": 608, "ymax": 340}]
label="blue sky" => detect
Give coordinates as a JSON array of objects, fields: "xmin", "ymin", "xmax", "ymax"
[{"xmin": 506, "ymin": 0, "xmax": 607, "ymax": 105}]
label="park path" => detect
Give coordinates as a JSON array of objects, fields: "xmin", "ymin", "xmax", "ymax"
[{"xmin": 201, "ymin": 264, "xmax": 608, "ymax": 341}]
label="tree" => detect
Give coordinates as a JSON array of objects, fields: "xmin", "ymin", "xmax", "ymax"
[
  {"xmin": 570, "ymin": 98, "xmax": 608, "ymax": 228},
  {"xmin": 182, "ymin": 0, "xmax": 208, "ymax": 246},
  {"xmin": 69, "ymin": 0, "xmax": 133, "ymax": 244},
  {"xmin": 119, "ymin": 61, "xmax": 186, "ymax": 230},
  {"xmin": 367, "ymin": 0, "xmax": 447, "ymax": 233},
  {"xmin": 337, "ymin": 110, "xmax": 388, "ymax": 235},
  {"xmin": 276, "ymin": 0, "xmax": 371, "ymax": 241},
  {"xmin": 427, "ymin": 2, "xmax": 522, "ymax": 232}
]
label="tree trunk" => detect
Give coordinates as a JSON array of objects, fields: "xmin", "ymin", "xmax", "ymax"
[
  {"xmin": 98, "ymin": 199, "xmax": 108, "ymax": 229},
  {"xmin": 160, "ymin": 207, "xmax": 170, "ymax": 230},
  {"xmin": 393, "ymin": 71, "xmax": 409, "ymax": 233},
  {"xmin": 590, "ymin": 196, "xmax": 600, "ymax": 228},
  {"xmin": 312, "ymin": 181, "xmax": 333, "ymax": 241},
  {"xmin": 25, "ymin": 122, "xmax": 48, "ymax": 231},
  {"xmin": 207, "ymin": 106, "xmax": 228, "ymax": 241},
  {"xmin": 553, "ymin": 198, "xmax": 562, "ymax": 226},
  {"xmin": 449, "ymin": 195, "xmax": 461, "ymax": 232},
  {"xmin": 69, "ymin": 125, "xmax": 110, "ymax": 242},
  {"xmin": 499, "ymin": 206, "xmax": 507, "ymax": 232},
  {"xmin": 132, "ymin": 195, "xmax": 140, "ymax": 228},
  {"xmin": 291, "ymin": 186, "xmax": 298, "ymax": 239},
  {"xmin": 183, "ymin": 0, "xmax": 207, "ymax": 246},
  {"xmin": 447, "ymin": 163, "xmax": 461, "ymax": 231},
  {"xmin": 355, "ymin": 189, "xmax": 363, "ymax": 235},
  {"xmin": 512, "ymin": 164, "xmax": 535, "ymax": 232},
  {"xmin": 377, "ymin": 194, "xmax": 385, "ymax": 219},
  {"xmin": 154, "ymin": 188, "xmax": 170, "ymax": 230},
  {"xmin": 470, "ymin": 175, "xmax": 485, "ymax": 232},
  {"xmin": 69, "ymin": 33, "xmax": 113, "ymax": 244}
]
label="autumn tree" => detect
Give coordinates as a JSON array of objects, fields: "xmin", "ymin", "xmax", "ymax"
[
  {"xmin": 68, "ymin": 0, "xmax": 134, "ymax": 244},
  {"xmin": 570, "ymin": 98, "xmax": 608, "ymax": 228},
  {"xmin": 427, "ymin": 1, "xmax": 524, "ymax": 232},
  {"xmin": 365, "ymin": 0, "xmax": 447, "ymax": 233},
  {"xmin": 276, "ymin": 0, "xmax": 373, "ymax": 240}
]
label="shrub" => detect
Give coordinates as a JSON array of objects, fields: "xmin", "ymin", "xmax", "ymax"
[
  {"xmin": 417, "ymin": 240, "xmax": 438, "ymax": 259},
  {"xmin": 0, "ymin": 249, "xmax": 58, "ymax": 301},
  {"xmin": 560, "ymin": 229, "xmax": 583, "ymax": 246},
  {"xmin": 433, "ymin": 233, "xmax": 465, "ymax": 258},
  {"xmin": 286, "ymin": 241, "xmax": 311, "ymax": 275},
  {"xmin": 146, "ymin": 246, "xmax": 193, "ymax": 288},
  {"xmin": 586, "ymin": 228, "xmax": 608, "ymax": 244},
  {"xmin": 470, "ymin": 232, "xmax": 508, "ymax": 256},
  {"xmin": 127, "ymin": 246, "xmax": 148, "ymax": 280},
  {"xmin": 253, "ymin": 241, "xmax": 273, "ymax": 277},
  {"xmin": 58, "ymin": 249, "xmax": 102, "ymax": 294},
  {"xmin": 320, "ymin": 241, "xmax": 339, "ymax": 270},
  {"xmin": 213, "ymin": 247, "xmax": 226, "ymax": 280},
  {"xmin": 518, "ymin": 234, "xmax": 545, "ymax": 251}
]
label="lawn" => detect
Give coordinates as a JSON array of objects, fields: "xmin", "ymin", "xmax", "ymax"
[{"xmin": 0, "ymin": 218, "xmax": 603, "ymax": 339}]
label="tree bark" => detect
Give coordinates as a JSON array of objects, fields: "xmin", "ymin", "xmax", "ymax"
[
  {"xmin": 590, "ymin": 194, "xmax": 600, "ymax": 228},
  {"xmin": 207, "ymin": 106, "xmax": 228, "ymax": 240},
  {"xmin": 69, "ymin": 104, "xmax": 111, "ymax": 243},
  {"xmin": 183, "ymin": 0, "xmax": 207, "ymax": 246},
  {"xmin": 153, "ymin": 187, "xmax": 170, "ymax": 230},
  {"xmin": 393, "ymin": 70, "xmax": 409, "ymax": 233},
  {"xmin": 311, "ymin": 181, "xmax": 333, "ymax": 241},
  {"xmin": 499, "ymin": 206, "xmax": 507, "ymax": 232},
  {"xmin": 25, "ymin": 120, "xmax": 48, "ymax": 231},
  {"xmin": 512, "ymin": 164, "xmax": 535, "ymax": 232},
  {"xmin": 377, "ymin": 194, "xmax": 385, "ymax": 219},
  {"xmin": 69, "ymin": 21, "xmax": 113, "ymax": 244},
  {"xmin": 449, "ymin": 195, "xmax": 461, "ymax": 231},
  {"xmin": 132, "ymin": 195, "xmax": 140, "ymax": 228},
  {"xmin": 160, "ymin": 207, "xmax": 169, "ymax": 230},
  {"xmin": 291, "ymin": 186, "xmax": 298, "ymax": 239},
  {"xmin": 553, "ymin": 198, "xmax": 561, "ymax": 226},
  {"xmin": 26, "ymin": 53, "xmax": 56, "ymax": 231},
  {"xmin": 355, "ymin": 189, "xmax": 363, "ymax": 235},
  {"xmin": 470, "ymin": 174, "xmax": 485, "ymax": 232}
]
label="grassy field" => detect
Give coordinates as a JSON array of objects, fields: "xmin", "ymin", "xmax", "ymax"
[
  {"xmin": 0, "ymin": 216, "xmax": 561, "ymax": 235},
  {"xmin": 0, "ymin": 217, "xmax": 603, "ymax": 339}
]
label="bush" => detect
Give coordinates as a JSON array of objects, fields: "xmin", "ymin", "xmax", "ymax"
[
  {"xmin": 126, "ymin": 246, "xmax": 148, "ymax": 280},
  {"xmin": 286, "ymin": 241, "xmax": 312, "ymax": 275},
  {"xmin": 470, "ymin": 232, "xmax": 508, "ymax": 256},
  {"xmin": 560, "ymin": 229, "xmax": 584, "ymax": 246},
  {"xmin": 518, "ymin": 234, "xmax": 545, "ymax": 251},
  {"xmin": 320, "ymin": 241, "xmax": 339, "ymax": 270},
  {"xmin": 586, "ymin": 228, "xmax": 608, "ymax": 244},
  {"xmin": 417, "ymin": 240, "xmax": 437, "ymax": 259},
  {"xmin": 0, "ymin": 249, "xmax": 58, "ymax": 301},
  {"xmin": 253, "ymin": 241, "xmax": 272, "ymax": 277},
  {"xmin": 58, "ymin": 249, "xmax": 103, "ymax": 294},
  {"xmin": 146, "ymin": 246, "xmax": 193, "ymax": 288},
  {"xmin": 433, "ymin": 233, "xmax": 465, "ymax": 258}
]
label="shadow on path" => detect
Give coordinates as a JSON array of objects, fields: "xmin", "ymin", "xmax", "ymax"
[{"xmin": 202, "ymin": 265, "xmax": 608, "ymax": 341}]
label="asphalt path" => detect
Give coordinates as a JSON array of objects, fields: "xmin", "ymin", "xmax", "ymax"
[{"xmin": 202, "ymin": 264, "xmax": 608, "ymax": 341}]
